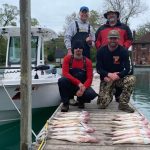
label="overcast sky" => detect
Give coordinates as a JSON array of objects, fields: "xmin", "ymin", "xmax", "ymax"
[{"xmin": 0, "ymin": 0, "xmax": 150, "ymax": 33}]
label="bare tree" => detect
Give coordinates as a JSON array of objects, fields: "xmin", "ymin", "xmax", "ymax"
[
  {"xmin": 0, "ymin": 3, "xmax": 19, "ymax": 26},
  {"xmin": 63, "ymin": 12, "xmax": 78, "ymax": 32},
  {"xmin": 103, "ymin": 0, "xmax": 148, "ymax": 24}
]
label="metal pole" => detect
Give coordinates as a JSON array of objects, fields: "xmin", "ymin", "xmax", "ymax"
[{"xmin": 20, "ymin": 0, "xmax": 32, "ymax": 149}]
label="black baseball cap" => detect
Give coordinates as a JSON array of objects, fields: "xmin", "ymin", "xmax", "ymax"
[{"xmin": 72, "ymin": 40, "xmax": 84, "ymax": 53}]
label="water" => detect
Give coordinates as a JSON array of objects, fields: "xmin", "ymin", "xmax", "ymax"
[
  {"xmin": 0, "ymin": 68, "xmax": 150, "ymax": 149},
  {"xmin": 132, "ymin": 68, "xmax": 150, "ymax": 120},
  {"xmin": 0, "ymin": 107, "xmax": 57, "ymax": 150}
]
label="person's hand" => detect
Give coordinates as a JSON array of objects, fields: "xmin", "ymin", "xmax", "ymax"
[
  {"xmin": 76, "ymin": 89, "xmax": 84, "ymax": 97},
  {"xmin": 108, "ymin": 72, "xmax": 120, "ymax": 81},
  {"xmin": 86, "ymin": 34, "xmax": 92, "ymax": 45},
  {"xmin": 67, "ymin": 48, "xmax": 72, "ymax": 55},
  {"xmin": 104, "ymin": 77, "xmax": 112, "ymax": 82},
  {"xmin": 76, "ymin": 83, "xmax": 86, "ymax": 97}
]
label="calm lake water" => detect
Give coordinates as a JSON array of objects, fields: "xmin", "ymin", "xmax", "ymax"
[
  {"xmin": 132, "ymin": 68, "xmax": 150, "ymax": 120},
  {"xmin": 0, "ymin": 107, "xmax": 57, "ymax": 150},
  {"xmin": 0, "ymin": 68, "xmax": 150, "ymax": 149}
]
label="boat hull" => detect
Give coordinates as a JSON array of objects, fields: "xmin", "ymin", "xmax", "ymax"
[
  {"xmin": 0, "ymin": 80, "xmax": 61, "ymax": 111},
  {"xmin": 0, "ymin": 79, "xmax": 61, "ymax": 125}
]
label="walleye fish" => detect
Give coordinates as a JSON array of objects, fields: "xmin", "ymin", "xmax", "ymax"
[
  {"xmin": 57, "ymin": 111, "xmax": 90, "ymax": 116},
  {"xmin": 51, "ymin": 130, "xmax": 87, "ymax": 136},
  {"xmin": 51, "ymin": 134, "xmax": 99, "ymax": 143},
  {"xmin": 49, "ymin": 119, "xmax": 80, "ymax": 125},
  {"xmin": 113, "ymin": 137, "xmax": 150, "ymax": 144},
  {"xmin": 80, "ymin": 122, "xmax": 95, "ymax": 132},
  {"xmin": 114, "ymin": 114, "xmax": 142, "ymax": 118},
  {"xmin": 112, "ymin": 123, "xmax": 149, "ymax": 129},
  {"xmin": 112, "ymin": 116, "xmax": 145, "ymax": 121},
  {"xmin": 53, "ymin": 116, "xmax": 89, "ymax": 123},
  {"xmin": 112, "ymin": 133, "xmax": 150, "ymax": 141},
  {"xmin": 112, "ymin": 119, "xmax": 149, "ymax": 126},
  {"xmin": 57, "ymin": 111, "xmax": 90, "ymax": 118},
  {"xmin": 50, "ymin": 122, "xmax": 81, "ymax": 128},
  {"xmin": 112, "ymin": 128, "xmax": 150, "ymax": 136},
  {"xmin": 50, "ymin": 126, "xmax": 91, "ymax": 133}
]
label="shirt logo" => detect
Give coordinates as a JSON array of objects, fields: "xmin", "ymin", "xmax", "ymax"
[{"xmin": 113, "ymin": 56, "xmax": 120, "ymax": 64}]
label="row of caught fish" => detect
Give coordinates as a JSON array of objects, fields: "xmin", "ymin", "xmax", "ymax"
[
  {"xmin": 48, "ymin": 111, "xmax": 99, "ymax": 143},
  {"xmin": 110, "ymin": 113, "xmax": 150, "ymax": 144}
]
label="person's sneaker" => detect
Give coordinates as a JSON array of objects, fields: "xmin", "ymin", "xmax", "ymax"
[
  {"xmin": 61, "ymin": 104, "xmax": 69, "ymax": 112},
  {"xmin": 118, "ymin": 103, "xmax": 134, "ymax": 113},
  {"xmin": 78, "ymin": 102, "xmax": 85, "ymax": 109},
  {"xmin": 69, "ymin": 98, "xmax": 79, "ymax": 106}
]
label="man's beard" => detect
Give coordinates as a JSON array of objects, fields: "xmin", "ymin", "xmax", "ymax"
[
  {"xmin": 74, "ymin": 54, "xmax": 83, "ymax": 59},
  {"xmin": 108, "ymin": 17, "xmax": 117, "ymax": 26},
  {"xmin": 108, "ymin": 42, "xmax": 118, "ymax": 50},
  {"xmin": 110, "ymin": 42, "xmax": 117, "ymax": 47}
]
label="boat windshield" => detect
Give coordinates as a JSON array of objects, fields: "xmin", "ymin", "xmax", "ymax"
[{"xmin": 8, "ymin": 36, "xmax": 38, "ymax": 65}]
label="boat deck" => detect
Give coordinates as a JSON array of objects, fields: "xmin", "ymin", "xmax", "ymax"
[{"xmin": 32, "ymin": 78, "xmax": 150, "ymax": 150}]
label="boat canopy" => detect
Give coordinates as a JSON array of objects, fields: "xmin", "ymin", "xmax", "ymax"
[
  {"xmin": 0, "ymin": 26, "xmax": 58, "ymax": 67},
  {"xmin": 0, "ymin": 26, "xmax": 58, "ymax": 41}
]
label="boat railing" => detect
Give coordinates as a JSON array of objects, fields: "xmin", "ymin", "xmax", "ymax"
[
  {"xmin": 0, "ymin": 65, "xmax": 49, "ymax": 70},
  {"xmin": 0, "ymin": 65, "xmax": 51, "ymax": 79}
]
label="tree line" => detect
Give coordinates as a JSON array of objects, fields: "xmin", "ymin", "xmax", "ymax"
[{"xmin": 0, "ymin": 0, "xmax": 149, "ymax": 66}]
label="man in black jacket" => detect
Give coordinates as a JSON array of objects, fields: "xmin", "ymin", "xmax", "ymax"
[
  {"xmin": 95, "ymin": 10, "xmax": 133, "ymax": 103},
  {"xmin": 96, "ymin": 30, "xmax": 136, "ymax": 113}
]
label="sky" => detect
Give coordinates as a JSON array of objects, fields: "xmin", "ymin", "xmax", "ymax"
[{"xmin": 0, "ymin": 0, "xmax": 150, "ymax": 33}]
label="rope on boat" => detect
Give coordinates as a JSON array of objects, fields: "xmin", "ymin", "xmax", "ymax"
[
  {"xmin": 36, "ymin": 104, "xmax": 62, "ymax": 150},
  {"xmin": 37, "ymin": 122, "xmax": 48, "ymax": 150},
  {"xmin": 1, "ymin": 80, "xmax": 37, "ymax": 138},
  {"xmin": 2, "ymin": 81, "xmax": 21, "ymax": 115}
]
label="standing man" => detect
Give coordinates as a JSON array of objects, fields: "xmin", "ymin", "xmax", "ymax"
[
  {"xmin": 64, "ymin": 6, "xmax": 95, "ymax": 105},
  {"xmin": 95, "ymin": 10, "xmax": 133, "ymax": 102},
  {"xmin": 58, "ymin": 40, "xmax": 98, "ymax": 112},
  {"xmin": 64, "ymin": 6, "xmax": 95, "ymax": 59},
  {"xmin": 95, "ymin": 10, "xmax": 133, "ymax": 50},
  {"xmin": 96, "ymin": 30, "xmax": 136, "ymax": 113}
]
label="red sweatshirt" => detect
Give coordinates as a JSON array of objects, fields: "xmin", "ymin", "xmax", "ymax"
[
  {"xmin": 62, "ymin": 55, "xmax": 93, "ymax": 88},
  {"xmin": 95, "ymin": 21, "xmax": 133, "ymax": 50}
]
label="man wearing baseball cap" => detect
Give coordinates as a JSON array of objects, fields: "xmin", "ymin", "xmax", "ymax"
[
  {"xmin": 80, "ymin": 6, "xmax": 89, "ymax": 12},
  {"xmin": 64, "ymin": 6, "xmax": 95, "ymax": 106},
  {"xmin": 95, "ymin": 9, "xmax": 133, "ymax": 103},
  {"xmin": 64, "ymin": 6, "xmax": 95, "ymax": 59},
  {"xmin": 96, "ymin": 30, "xmax": 136, "ymax": 113}
]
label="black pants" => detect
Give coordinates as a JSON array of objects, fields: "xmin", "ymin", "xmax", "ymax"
[
  {"xmin": 114, "ymin": 87, "xmax": 122, "ymax": 100},
  {"xmin": 58, "ymin": 77, "xmax": 98, "ymax": 105}
]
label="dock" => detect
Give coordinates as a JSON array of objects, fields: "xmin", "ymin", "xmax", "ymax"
[{"xmin": 32, "ymin": 78, "xmax": 150, "ymax": 150}]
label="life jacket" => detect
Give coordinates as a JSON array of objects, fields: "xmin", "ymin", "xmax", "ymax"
[
  {"xmin": 69, "ymin": 55, "xmax": 87, "ymax": 83},
  {"xmin": 71, "ymin": 21, "xmax": 91, "ymax": 59}
]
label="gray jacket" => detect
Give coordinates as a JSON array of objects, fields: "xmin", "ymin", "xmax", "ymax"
[{"xmin": 64, "ymin": 18, "xmax": 95, "ymax": 50}]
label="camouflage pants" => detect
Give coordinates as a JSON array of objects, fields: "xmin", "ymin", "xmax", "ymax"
[{"xmin": 97, "ymin": 75, "xmax": 136, "ymax": 108}]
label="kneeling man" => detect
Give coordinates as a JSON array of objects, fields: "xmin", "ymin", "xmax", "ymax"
[
  {"xmin": 96, "ymin": 30, "xmax": 136, "ymax": 113},
  {"xmin": 58, "ymin": 40, "xmax": 98, "ymax": 112}
]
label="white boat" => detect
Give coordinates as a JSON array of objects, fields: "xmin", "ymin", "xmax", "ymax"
[{"xmin": 0, "ymin": 27, "xmax": 61, "ymax": 125}]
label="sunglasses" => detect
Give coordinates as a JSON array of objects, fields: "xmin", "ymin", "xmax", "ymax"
[{"xmin": 74, "ymin": 47, "xmax": 83, "ymax": 49}]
